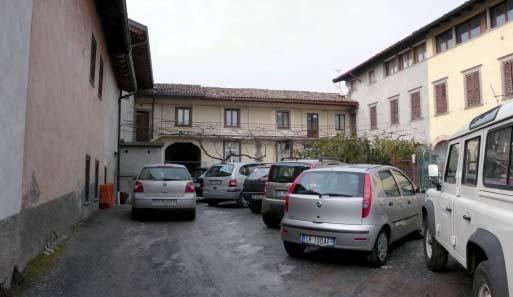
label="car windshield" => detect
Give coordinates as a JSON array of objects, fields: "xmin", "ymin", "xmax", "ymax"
[
  {"xmin": 138, "ymin": 167, "xmax": 190, "ymax": 181},
  {"xmin": 269, "ymin": 164, "xmax": 310, "ymax": 183},
  {"xmin": 293, "ymin": 171, "xmax": 364, "ymax": 197},
  {"xmin": 205, "ymin": 164, "xmax": 235, "ymax": 177},
  {"xmin": 247, "ymin": 167, "xmax": 269, "ymax": 180}
]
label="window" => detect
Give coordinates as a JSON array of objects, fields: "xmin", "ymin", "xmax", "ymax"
[
  {"xmin": 94, "ymin": 160, "xmax": 99, "ymax": 199},
  {"xmin": 503, "ymin": 58, "xmax": 513, "ymax": 99},
  {"xmin": 239, "ymin": 164, "xmax": 259, "ymax": 176},
  {"xmin": 276, "ymin": 111, "xmax": 290, "ymax": 129},
  {"xmin": 293, "ymin": 171, "xmax": 364, "ymax": 198},
  {"xmin": 307, "ymin": 113, "xmax": 319, "ymax": 138},
  {"xmin": 176, "ymin": 107, "xmax": 192, "ymax": 126},
  {"xmin": 462, "ymin": 137, "xmax": 481, "ymax": 186},
  {"xmin": 390, "ymin": 98, "xmax": 399, "ymax": 125},
  {"xmin": 484, "ymin": 126, "xmax": 512, "ymax": 188},
  {"xmin": 434, "ymin": 81, "xmax": 448, "ymax": 115},
  {"xmin": 247, "ymin": 167, "xmax": 269, "ymax": 180},
  {"xmin": 85, "ymin": 155, "xmax": 91, "ymax": 202},
  {"xmin": 378, "ymin": 171, "xmax": 401, "ymax": 197},
  {"xmin": 456, "ymin": 13, "xmax": 487, "ymax": 44},
  {"xmin": 392, "ymin": 171, "xmax": 415, "ymax": 196},
  {"xmin": 98, "ymin": 57, "xmax": 103, "ymax": 99},
  {"xmin": 445, "ymin": 143, "xmax": 460, "ymax": 184},
  {"xmin": 385, "ymin": 58, "xmax": 399, "ymax": 76},
  {"xmin": 269, "ymin": 164, "xmax": 310, "ymax": 183},
  {"xmin": 369, "ymin": 105, "xmax": 377, "ymax": 130},
  {"xmin": 414, "ymin": 43, "xmax": 426, "ymax": 63},
  {"xmin": 135, "ymin": 110, "xmax": 150, "ymax": 142},
  {"xmin": 139, "ymin": 167, "xmax": 191, "ymax": 181},
  {"xmin": 436, "ymin": 29, "xmax": 455, "ymax": 53},
  {"xmin": 224, "ymin": 141, "xmax": 241, "ymax": 162},
  {"xmin": 464, "ymin": 69, "xmax": 481, "ymax": 108},
  {"xmin": 224, "ymin": 108, "xmax": 240, "ymax": 127},
  {"xmin": 350, "ymin": 80, "xmax": 358, "ymax": 92},
  {"xmin": 399, "ymin": 50, "xmax": 414, "ymax": 70},
  {"xmin": 410, "ymin": 91, "xmax": 422, "ymax": 121},
  {"xmin": 205, "ymin": 164, "xmax": 235, "ymax": 177},
  {"xmin": 335, "ymin": 114, "xmax": 345, "ymax": 131},
  {"xmin": 89, "ymin": 34, "xmax": 97, "ymax": 86},
  {"xmin": 368, "ymin": 70, "xmax": 376, "ymax": 84},
  {"xmin": 491, "ymin": 0, "xmax": 513, "ymax": 28}
]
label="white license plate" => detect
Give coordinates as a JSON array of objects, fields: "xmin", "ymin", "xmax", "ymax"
[
  {"xmin": 210, "ymin": 180, "xmax": 222, "ymax": 185},
  {"xmin": 152, "ymin": 199, "xmax": 177, "ymax": 206},
  {"xmin": 275, "ymin": 191, "xmax": 286, "ymax": 198},
  {"xmin": 194, "ymin": 183, "xmax": 201, "ymax": 187},
  {"xmin": 300, "ymin": 234, "xmax": 336, "ymax": 247},
  {"xmin": 252, "ymin": 194, "xmax": 265, "ymax": 199}
]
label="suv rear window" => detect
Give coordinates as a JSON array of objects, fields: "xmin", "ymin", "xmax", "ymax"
[
  {"xmin": 293, "ymin": 171, "xmax": 364, "ymax": 197},
  {"xmin": 269, "ymin": 164, "xmax": 310, "ymax": 183},
  {"xmin": 205, "ymin": 164, "xmax": 235, "ymax": 177},
  {"xmin": 139, "ymin": 167, "xmax": 190, "ymax": 181},
  {"xmin": 247, "ymin": 167, "xmax": 269, "ymax": 180}
]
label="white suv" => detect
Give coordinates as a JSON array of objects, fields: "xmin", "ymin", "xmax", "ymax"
[{"xmin": 424, "ymin": 102, "xmax": 513, "ymax": 297}]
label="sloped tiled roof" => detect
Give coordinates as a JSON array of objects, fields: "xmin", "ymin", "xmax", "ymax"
[{"xmin": 137, "ymin": 83, "xmax": 357, "ymax": 106}]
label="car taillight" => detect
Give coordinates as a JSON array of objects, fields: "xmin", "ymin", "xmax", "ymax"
[
  {"xmin": 228, "ymin": 179, "xmax": 237, "ymax": 187},
  {"xmin": 185, "ymin": 181, "xmax": 195, "ymax": 193},
  {"xmin": 362, "ymin": 173, "xmax": 372, "ymax": 219},
  {"xmin": 134, "ymin": 181, "xmax": 144, "ymax": 193},
  {"xmin": 285, "ymin": 173, "xmax": 302, "ymax": 212}
]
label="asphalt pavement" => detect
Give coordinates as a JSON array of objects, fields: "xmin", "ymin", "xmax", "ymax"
[{"xmin": 25, "ymin": 203, "xmax": 471, "ymax": 297}]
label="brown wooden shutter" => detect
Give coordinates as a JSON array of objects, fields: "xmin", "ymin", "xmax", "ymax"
[
  {"xmin": 435, "ymin": 83, "xmax": 448, "ymax": 114},
  {"xmin": 504, "ymin": 60, "xmax": 513, "ymax": 98},
  {"xmin": 411, "ymin": 92, "xmax": 421, "ymax": 120},
  {"xmin": 465, "ymin": 71, "xmax": 481, "ymax": 107},
  {"xmin": 390, "ymin": 99, "xmax": 399, "ymax": 125},
  {"xmin": 370, "ymin": 106, "xmax": 377, "ymax": 130}
]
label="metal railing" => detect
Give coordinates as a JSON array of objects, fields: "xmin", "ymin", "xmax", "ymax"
[{"xmin": 153, "ymin": 120, "xmax": 348, "ymax": 139}]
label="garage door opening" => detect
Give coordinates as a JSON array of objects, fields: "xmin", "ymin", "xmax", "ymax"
[{"xmin": 165, "ymin": 143, "xmax": 201, "ymax": 171}]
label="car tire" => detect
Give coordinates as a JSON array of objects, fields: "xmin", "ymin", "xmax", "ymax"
[
  {"xmin": 207, "ymin": 200, "xmax": 218, "ymax": 207},
  {"xmin": 249, "ymin": 201, "xmax": 261, "ymax": 213},
  {"xmin": 131, "ymin": 208, "xmax": 140, "ymax": 220},
  {"xmin": 262, "ymin": 214, "xmax": 280, "ymax": 228},
  {"xmin": 283, "ymin": 241, "xmax": 305, "ymax": 257},
  {"xmin": 423, "ymin": 219, "xmax": 448, "ymax": 271},
  {"xmin": 472, "ymin": 261, "xmax": 496, "ymax": 297},
  {"xmin": 187, "ymin": 209, "xmax": 196, "ymax": 221},
  {"xmin": 237, "ymin": 195, "xmax": 249, "ymax": 208},
  {"xmin": 368, "ymin": 229, "xmax": 388, "ymax": 267}
]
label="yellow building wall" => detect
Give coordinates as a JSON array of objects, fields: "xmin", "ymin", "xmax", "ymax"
[{"xmin": 427, "ymin": 16, "xmax": 513, "ymax": 144}]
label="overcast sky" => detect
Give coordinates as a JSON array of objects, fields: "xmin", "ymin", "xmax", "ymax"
[{"xmin": 127, "ymin": 0, "xmax": 465, "ymax": 93}]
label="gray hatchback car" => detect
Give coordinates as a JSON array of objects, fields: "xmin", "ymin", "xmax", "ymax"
[
  {"xmin": 281, "ymin": 165, "xmax": 424, "ymax": 267},
  {"xmin": 132, "ymin": 164, "xmax": 196, "ymax": 220},
  {"xmin": 202, "ymin": 162, "xmax": 261, "ymax": 206}
]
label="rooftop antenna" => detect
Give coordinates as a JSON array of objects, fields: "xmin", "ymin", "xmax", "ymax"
[{"xmin": 490, "ymin": 84, "xmax": 501, "ymax": 105}]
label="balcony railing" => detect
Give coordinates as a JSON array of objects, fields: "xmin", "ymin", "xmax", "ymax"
[{"xmin": 153, "ymin": 120, "xmax": 348, "ymax": 139}]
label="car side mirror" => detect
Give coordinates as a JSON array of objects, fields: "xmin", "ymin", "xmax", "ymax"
[{"xmin": 428, "ymin": 164, "xmax": 439, "ymax": 178}]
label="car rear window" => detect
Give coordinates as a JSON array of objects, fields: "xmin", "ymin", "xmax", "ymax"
[
  {"xmin": 139, "ymin": 167, "xmax": 190, "ymax": 181},
  {"xmin": 205, "ymin": 164, "xmax": 235, "ymax": 177},
  {"xmin": 293, "ymin": 171, "xmax": 364, "ymax": 197},
  {"xmin": 247, "ymin": 167, "xmax": 270, "ymax": 180},
  {"xmin": 269, "ymin": 164, "xmax": 310, "ymax": 183}
]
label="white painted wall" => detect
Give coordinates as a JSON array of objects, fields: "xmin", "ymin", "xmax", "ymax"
[{"xmin": 0, "ymin": 0, "xmax": 33, "ymax": 220}]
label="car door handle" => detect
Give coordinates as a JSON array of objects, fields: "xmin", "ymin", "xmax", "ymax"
[
  {"xmin": 462, "ymin": 214, "xmax": 471, "ymax": 222},
  {"xmin": 445, "ymin": 207, "xmax": 452, "ymax": 213},
  {"xmin": 389, "ymin": 202, "xmax": 394, "ymax": 206}
]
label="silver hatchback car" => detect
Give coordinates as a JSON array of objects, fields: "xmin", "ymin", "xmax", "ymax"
[
  {"xmin": 132, "ymin": 164, "xmax": 196, "ymax": 220},
  {"xmin": 281, "ymin": 165, "xmax": 424, "ymax": 267}
]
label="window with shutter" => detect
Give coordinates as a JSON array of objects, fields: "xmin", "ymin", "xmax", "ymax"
[
  {"xmin": 465, "ymin": 70, "xmax": 481, "ymax": 108},
  {"xmin": 434, "ymin": 82, "xmax": 448, "ymax": 115},
  {"xmin": 411, "ymin": 91, "xmax": 421, "ymax": 121},
  {"xmin": 390, "ymin": 98, "xmax": 399, "ymax": 125},
  {"xmin": 504, "ymin": 59, "xmax": 513, "ymax": 99},
  {"xmin": 370, "ymin": 105, "xmax": 377, "ymax": 130}
]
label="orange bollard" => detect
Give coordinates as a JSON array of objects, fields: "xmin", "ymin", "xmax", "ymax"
[{"xmin": 99, "ymin": 183, "xmax": 115, "ymax": 209}]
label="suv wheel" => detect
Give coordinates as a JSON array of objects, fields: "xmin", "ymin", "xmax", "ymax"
[
  {"xmin": 262, "ymin": 214, "xmax": 280, "ymax": 228},
  {"xmin": 423, "ymin": 219, "xmax": 448, "ymax": 271},
  {"xmin": 473, "ymin": 261, "xmax": 495, "ymax": 297},
  {"xmin": 249, "ymin": 200, "xmax": 261, "ymax": 213},
  {"xmin": 283, "ymin": 242, "xmax": 305, "ymax": 257},
  {"xmin": 207, "ymin": 200, "xmax": 218, "ymax": 207},
  {"xmin": 237, "ymin": 196, "xmax": 249, "ymax": 208},
  {"xmin": 368, "ymin": 230, "xmax": 388, "ymax": 267}
]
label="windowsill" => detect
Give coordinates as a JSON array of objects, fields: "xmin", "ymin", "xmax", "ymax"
[
  {"xmin": 98, "ymin": 95, "xmax": 102, "ymax": 101},
  {"xmin": 175, "ymin": 124, "xmax": 192, "ymax": 127},
  {"xmin": 224, "ymin": 126, "xmax": 241, "ymax": 128},
  {"xmin": 84, "ymin": 201, "xmax": 91, "ymax": 206},
  {"xmin": 464, "ymin": 103, "xmax": 483, "ymax": 110},
  {"xmin": 434, "ymin": 112, "xmax": 450, "ymax": 117},
  {"xmin": 93, "ymin": 198, "xmax": 99, "ymax": 202},
  {"xmin": 410, "ymin": 117, "xmax": 424, "ymax": 122},
  {"xmin": 390, "ymin": 123, "xmax": 400, "ymax": 127},
  {"xmin": 277, "ymin": 127, "xmax": 290, "ymax": 130}
]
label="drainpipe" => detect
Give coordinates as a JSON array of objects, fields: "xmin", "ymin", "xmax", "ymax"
[{"xmin": 117, "ymin": 91, "xmax": 136, "ymax": 194}]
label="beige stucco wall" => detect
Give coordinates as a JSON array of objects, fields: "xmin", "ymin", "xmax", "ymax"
[
  {"xmin": 22, "ymin": 0, "xmax": 120, "ymax": 209},
  {"xmin": 426, "ymin": 2, "xmax": 513, "ymax": 144}
]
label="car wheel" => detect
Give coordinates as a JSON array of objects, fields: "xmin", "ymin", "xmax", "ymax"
[
  {"xmin": 423, "ymin": 219, "xmax": 448, "ymax": 271},
  {"xmin": 237, "ymin": 196, "xmax": 249, "ymax": 208},
  {"xmin": 472, "ymin": 261, "xmax": 495, "ymax": 297},
  {"xmin": 249, "ymin": 201, "xmax": 261, "ymax": 213},
  {"xmin": 207, "ymin": 200, "xmax": 218, "ymax": 207},
  {"xmin": 368, "ymin": 229, "xmax": 388, "ymax": 267},
  {"xmin": 262, "ymin": 214, "xmax": 280, "ymax": 228},
  {"xmin": 187, "ymin": 209, "xmax": 196, "ymax": 221},
  {"xmin": 283, "ymin": 241, "xmax": 305, "ymax": 257}
]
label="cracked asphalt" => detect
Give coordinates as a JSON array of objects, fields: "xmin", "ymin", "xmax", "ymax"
[{"xmin": 26, "ymin": 204, "xmax": 472, "ymax": 297}]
